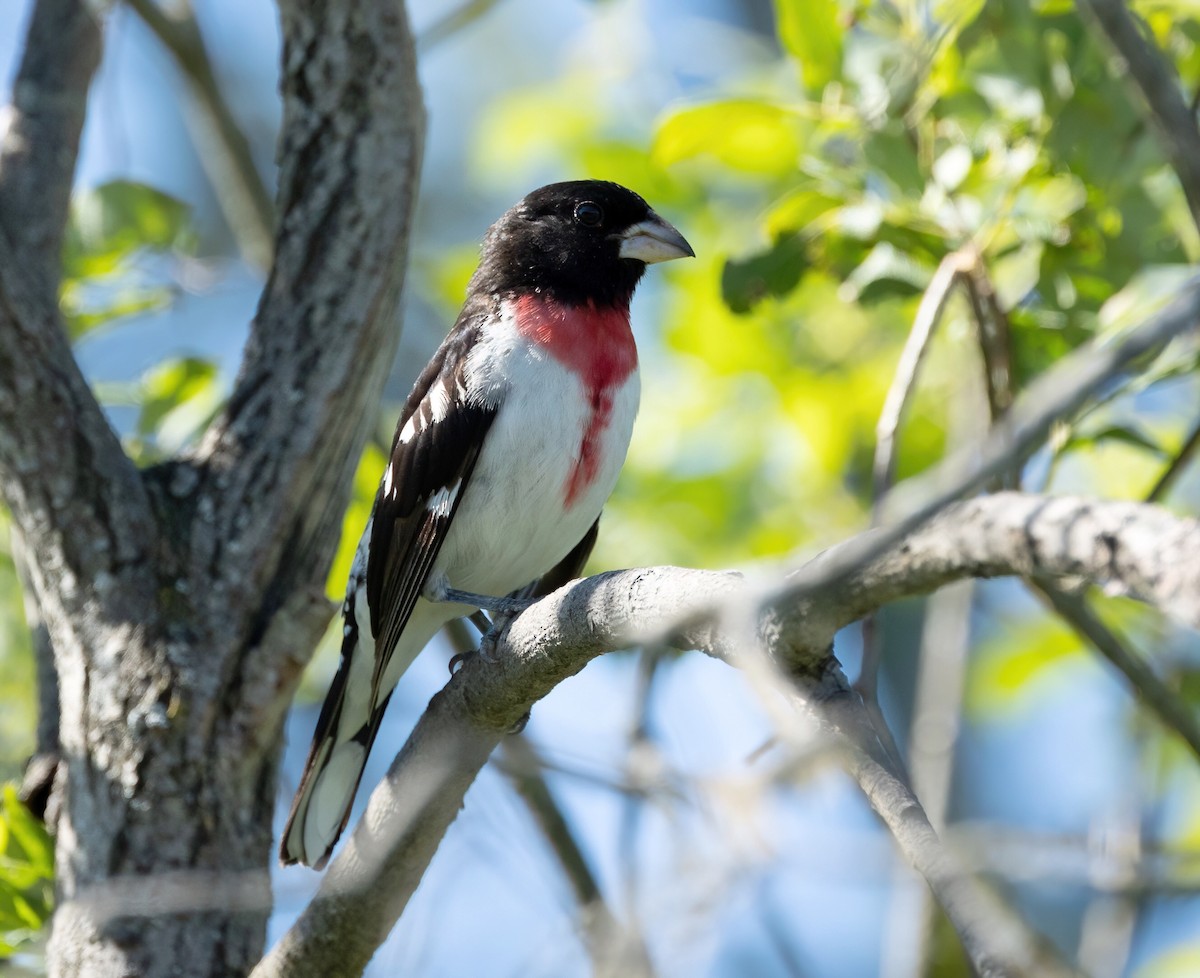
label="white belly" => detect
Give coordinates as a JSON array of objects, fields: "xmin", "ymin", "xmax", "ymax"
[{"xmin": 433, "ymin": 343, "xmax": 639, "ymax": 596}]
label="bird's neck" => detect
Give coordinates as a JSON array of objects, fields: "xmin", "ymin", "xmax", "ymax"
[{"xmin": 509, "ymin": 292, "xmax": 638, "ymax": 391}]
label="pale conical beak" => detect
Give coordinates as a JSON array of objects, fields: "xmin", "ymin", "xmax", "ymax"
[{"xmin": 617, "ymin": 213, "xmax": 695, "ymax": 264}]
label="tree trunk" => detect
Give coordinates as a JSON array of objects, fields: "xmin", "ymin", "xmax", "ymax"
[{"xmin": 0, "ymin": 0, "xmax": 425, "ymax": 974}]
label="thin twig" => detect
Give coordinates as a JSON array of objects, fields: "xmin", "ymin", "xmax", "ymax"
[
  {"xmin": 1078, "ymin": 0, "xmax": 1200, "ymax": 235},
  {"xmin": 1146, "ymin": 418, "xmax": 1200, "ymax": 502},
  {"xmin": 125, "ymin": 0, "xmax": 275, "ymax": 271},
  {"xmin": 959, "ymin": 253, "xmax": 1015, "ymax": 424},
  {"xmin": 870, "ymin": 252, "xmax": 972, "ymax": 509},
  {"xmin": 417, "ymin": 0, "xmax": 505, "ymax": 51},
  {"xmin": 1032, "ymin": 579, "xmax": 1200, "ymax": 764},
  {"xmin": 825, "ymin": 685, "xmax": 1084, "ymax": 978},
  {"xmin": 858, "ymin": 251, "xmax": 970, "ymax": 712},
  {"xmin": 444, "ymin": 618, "xmax": 650, "ymax": 975}
]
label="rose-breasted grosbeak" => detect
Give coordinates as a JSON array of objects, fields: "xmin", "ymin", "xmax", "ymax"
[{"xmin": 280, "ymin": 180, "xmax": 693, "ymax": 868}]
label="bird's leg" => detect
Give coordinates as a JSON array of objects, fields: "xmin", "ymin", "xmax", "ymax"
[{"xmin": 424, "ymin": 576, "xmax": 535, "ymax": 617}]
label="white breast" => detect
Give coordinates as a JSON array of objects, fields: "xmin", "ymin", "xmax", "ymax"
[{"xmin": 433, "ymin": 312, "xmax": 639, "ymax": 596}]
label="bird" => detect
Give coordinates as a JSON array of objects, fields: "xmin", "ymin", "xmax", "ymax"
[{"xmin": 280, "ymin": 180, "xmax": 693, "ymax": 868}]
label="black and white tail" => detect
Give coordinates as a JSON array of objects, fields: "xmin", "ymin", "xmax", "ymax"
[{"xmin": 279, "ymin": 634, "xmax": 390, "ymax": 868}]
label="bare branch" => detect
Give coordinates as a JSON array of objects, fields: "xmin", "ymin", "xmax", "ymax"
[
  {"xmin": 1078, "ymin": 0, "xmax": 1200, "ymax": 233},
  {"xmin": 500, "ymin": 735, "xmax": 656, "ymax": 977},
  {"xmin": 870, "ymin": 251, "xmax": 969, "ymax": 507},
  {"xmin": 843, "ymin": 729, "xmax": 1084, "ymax": 978},
  {"xmin": 0, "ymin": 0, "xmax": 103, "ymax": 294},
  {"xmin": 124, "ymin": 0, "xmax": 275, "ymax": 271},
  {"xmin": 786, "ymin": 273, "xmax": 1200, "ymax": 623},
  {"xmin": 0, "ymin": 0, "xmax": 158, "ymax": 622},
  {"xmin": 861, "ymin": 249, "xmax": 971, "ymax": 762},
  {"xmin": 444, "ymin": 618, "xmax": 649, "ymax": 974},
  {"xmin": 1033, "ymin": 580, "xmax": 1200, "ymax": 762},
  {"xmin": 257, "ymin": 491, "xmax": 1200, "ymax": 976},
  {"xmin": 186, "ymin": 0, "xmax": 424, "ymax": 675},
  {"xmin": 1147, "ymin": 417, "xmax": 1200, "ymax": 502},
  {"xmin": 417, "ymin": 0, "xmax": 504, "ymax": 52},
  {"xmin": 0, "ymin": 232, "xmax": 158, "ymax": 632}
]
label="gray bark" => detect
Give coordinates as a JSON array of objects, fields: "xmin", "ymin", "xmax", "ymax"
[
  {"xmin": 2, "ymin": 0, "xmax": 1199, "ymax": 974},
  {"xmin": 0, "ymin": 0, "xmax": 424, "ymax": 975},
  {"xmin": 257, "ymin": 492, "xmax": 1200, "ymax": 978}
]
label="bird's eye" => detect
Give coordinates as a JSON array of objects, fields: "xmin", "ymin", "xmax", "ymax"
[{"xmin": 574, "ymin": 201, "xmax": 604, "ymax": 226}]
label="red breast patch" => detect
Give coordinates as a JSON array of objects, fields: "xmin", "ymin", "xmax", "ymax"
[{"xmin": 513, "ymin": 294, "xmax": 637, "ymax": 507}]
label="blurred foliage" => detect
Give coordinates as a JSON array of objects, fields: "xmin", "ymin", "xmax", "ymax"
[
  {"xmin": 61, "ymin": 180, "xmax": 193, "ymax": 341},
  {"xmin": 452, "ymin": 0, "xmax": 1200, "ymax": 578},
  {"xmin": 61, "ymin": 179, "xmax": 219, "ymax": 465},
  {"xmin": 0, "ymin": 514, "xmax": 35, "ymax": 784},
  {"xmin": 447, "ymin": 7, "xmax": 1200, "ymax": 965},
  {"xmin": 0, "ymin": 786, "xmax": 53, "ymax": 957},
  {"xmin": 0, "ymin": 0, "xmax": 1199, "ymax": 971}
]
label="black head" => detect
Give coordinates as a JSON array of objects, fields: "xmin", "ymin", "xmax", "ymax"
[{"xmin": 472, "ymin": 180, "xmax": 693, "ymax": 307}]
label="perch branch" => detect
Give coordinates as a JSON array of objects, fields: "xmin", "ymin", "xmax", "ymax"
[{"xmin": 254, "ymin": 491, "xmax": 1200, "ymax": 978}]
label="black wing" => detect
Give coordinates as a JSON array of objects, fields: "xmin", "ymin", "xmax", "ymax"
[{"xmin": 365, "ymin": 314, "xmax": 497, "ymax": 695}]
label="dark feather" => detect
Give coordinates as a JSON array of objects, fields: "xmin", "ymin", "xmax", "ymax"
[{"xmin": 365, "ymin": 313, "xmax": 497, "ymax": 697}]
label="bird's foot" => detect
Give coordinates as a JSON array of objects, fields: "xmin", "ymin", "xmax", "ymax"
[
  {"xmin": 447, "ymin": 609, "xmax": 511, "ymax": 673},
  {"xmin": 477, "ymin": 623, "xmax": 507, "ymax": 663}
]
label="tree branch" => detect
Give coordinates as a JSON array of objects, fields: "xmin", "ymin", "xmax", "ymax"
[
  {"xmin": 1147, "ymin": 417, "xmax": 1200, "ymax": 502},
  {"xmin": 184, "ymin": 0, "xmax": 424, "ymax": 683},
  {"xmin": 782, "ymin": 273, "xmax": 1200, "ymax": 625},
  {"xmin": 124, "ymin": 0, "xmax": 276, "ymax": 271},
  {"xmin": 0, "ymin": 0, "xmax": 159, "ymax": 639},
  {"xmin": 1033, "ymin": 580, "xmax": 1200, "ymax": 762},
  {"xmin": 1078, "ymin": 0, "xmax": 1200, "ymax": 234},
  {"xmin": 256, "ymin": 491, "xmax": 1200, "ymax": 977},
  {"xmin": 0, "ymin": 0, "xmax": 103, "ymax": 295}
]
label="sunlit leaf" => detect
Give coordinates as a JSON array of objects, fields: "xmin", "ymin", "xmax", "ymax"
[
  {"xmin": 1057, "ymin": 423, "xmax": 1165, "ymax": 460},
  {"xmin": 63, "ymin": 180, "xmax": 190, "ymax": 280},
  {"xmin": 966, "ymin": 616, "xmax": 1089, "ymax": 715},
  {"xmin": 326, "ymin": 442, "xmax": 388, "ymax": 601},
  {"xmin": 721, "ymin": 234, "xmax": 808, "ymax": 312},
  {"xmin": 654, "ymin": 101, "xmax": 805, "ymax": 175},
  {"xmin": 774, "ymin": 0, "xmax": 843, "ymax": 92},
  {"xmin": 0, "ymin": 786, "xmax": 53, "ymax": 953}
]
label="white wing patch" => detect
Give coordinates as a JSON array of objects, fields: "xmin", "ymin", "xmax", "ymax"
[
  {"xmin": 398, "ymin": 415, "xmax": 417, "ymax": 444},
  {"xmin": 426, "ymin": 479, "xmax": 462, "ymax": 517},
  {"xmin": 428, "ymin": 379, "xmax": 451, "ymax": 422}
]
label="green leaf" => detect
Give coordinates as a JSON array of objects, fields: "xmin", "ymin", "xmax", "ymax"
[
  {"xmin": 654, "ymin": 100, "xmax": 804, "ymax": 175},
  {"xmin": 0, "ymin": 786, "xmax": 53, "ymax": 952},
  {"xmin": 721, "ymin": 234, "xmax": 808, "ymax": 313},
  {"xmin": 774, "ymin": 0, "xmax": 843, "ymax": 92},
  {"xmin": 840, "ymin": 242, "xmax": 931, "ymax": 303},
  {"xmin": 1058, "ymin": 423, "xmax": 1166, "ymax": 460},
  {"xmin": 64, "ymin": 180, "xmax": 190, "ymax": 279},
  {"xmin": 966, "ymin": 616, "xmax": 1089, "ymax": 715},
  {"xmin": 764, "ymin": 189, "xmax": 841, "ymax": 238},
  {"xmin": 2, "ymin": 788, "xmax": 52, "ymax": 880}
]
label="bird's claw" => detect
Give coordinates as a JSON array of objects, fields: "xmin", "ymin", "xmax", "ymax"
[{"xmin": 477, "ymin": 628, "xmax": 503, "ymax": 664}]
